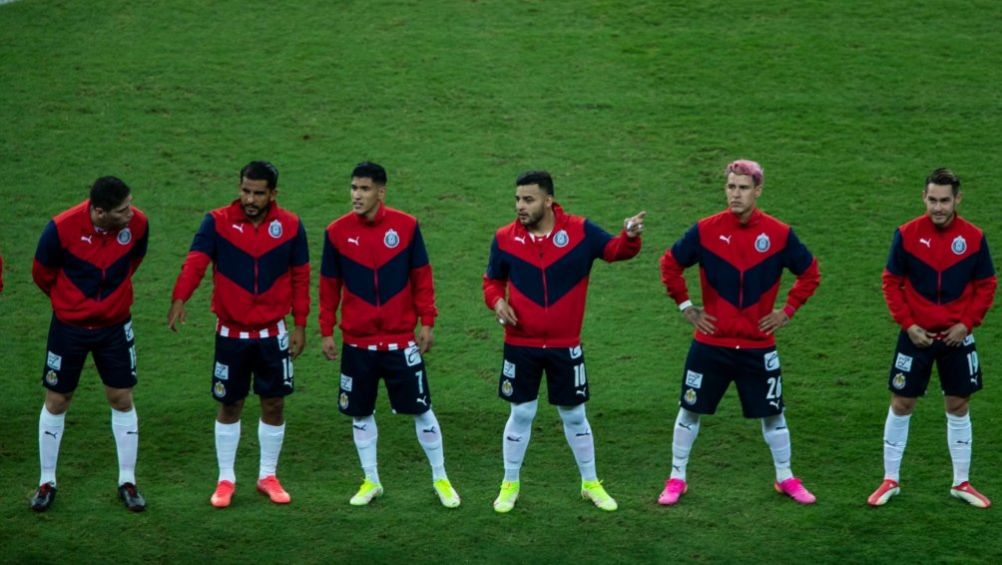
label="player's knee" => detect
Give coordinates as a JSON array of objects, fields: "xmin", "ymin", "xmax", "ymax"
[
  {"xmin": 557, "ymin": 404, "xmax": 587, "ymax": 427},
  {"xmin": 260, "ymin": 397, "xmax": 285, "ymax": 424},
  {"xmin": 945, "ymin": 395, "xmax": 970, "ymax": 417},
  {"xmin": 104, "ymin": 387, "xmax": 133, "ymax": 411},
  {"xmin": 510, "ymin": 399, "xmax": 538, "ymax": 426},
  {"xmin": 890, "ymin": 395, "xmax": 916, "ymax": 416},
  {"xmin": 761, "ymin": 413, "xmax": 787, "ymax": 432},
  {"xmin": 677, "ymin": 407, "xmax": 700, "ymax": 427},
  {"xmin": 44, "ymin": 390, "xmax": 73, "ymax": 414}
]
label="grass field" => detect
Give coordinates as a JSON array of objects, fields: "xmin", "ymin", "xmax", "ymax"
[{"xmin": 3, "ymin": 0, "xmax": 1002, "ymax": 562}]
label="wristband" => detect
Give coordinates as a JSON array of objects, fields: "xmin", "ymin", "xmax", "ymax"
[{"xmin": 679, "ymin": 300, "xmax": 693, "ymax": 312}]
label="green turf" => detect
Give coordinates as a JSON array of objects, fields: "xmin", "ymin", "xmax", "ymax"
[{"xmin": 2, "ymin": 0, "xmax": 1002, "ymax": 562}]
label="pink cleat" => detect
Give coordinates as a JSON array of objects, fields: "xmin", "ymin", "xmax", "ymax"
[
  {"xmin": 774, "ymin": 477, "xmax": 816, "ymax": 504},
  {"xmin": 657, "ymin": 478, "xmax": 688, "ymax": 506},
  {"xmin": 950, "ymin": 482, "xmax": 991, "ymax": 508},
  {"xmin": 257, "ymin": 476, "xmax": 291, "ymax": 504},
  {"xmin": 867, "ymin": 479, "xmax": 900, "ymax": 506}
]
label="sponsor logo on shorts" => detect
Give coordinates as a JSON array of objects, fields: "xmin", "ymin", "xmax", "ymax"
[
  {"xmin": 340, "ymin": 374, "xmax": 353, "ymax": 392},
  {"xmin": 755, "ymin": 233, "xmax": 771, "ymax": 253},
  {"xmin": 964, "ymin": 334, "xmax": 975, "ymax": 346},
  {"xmin": 892, "ymin": 372, "xmax": 907, "ymax": 390},
  {"xmin": 124, "ymin": 321, "xmax": 134, "ymax": 342},
  {"xmin": 570, "ymin": 345, "xmax": 582, "ymax": 359},
  {"xmin": 501, "ymin": 380, "xmax": 514, "ymax": 397},
  {"xmin": 503, "ymin": 360, "xmax": 516, "ymax": 379},
  {"xmin": 339, "ymin": 392, "xmax": 349, "ymax": 409},
  {"xmin": 384, "ymin": 228, "xmax": 400, "ymax": 249},
  {"xmin": 46, "ymin": 351, "xmax": 62, "ymax": 371},
  {"xmin": 268, "ymin": 219, "xmax": 284, "ymax": 239},
  {"xmin": 952, "ymin": 235, "xmax": 967, "ymax": 255},
  {"xmin": 117, "ymin": 228, "xmax": 132, "ymax": 245},
  {"xmin": 278, "ymin": 333, "xmax": 289, "ymax": 351},
  {"xmin": 214, "ymin": 362, "xmax": 229, "ymax": 381},
  {"xmin": 683, "ymin": 388, "xmax": 697, "ymax": 405},
  {"xmin": 213, "ymin": 382, "xmax": 227, "ymax": 398},
  {"xmin": 553, "ymin": 230, "xmax": 569, "ymax": 248},
  {"xmin": 764, "ymin": 351, "xmax": 780, "ymax": 371},
  {"xmin": 45, "ymin": 370, "xmax": 58, "ymax": 386},
  {"xmin": 405, "ymin": 345, "xmax": 421, "ymax": 367},
  {"xmin": 894, "ymin": 353, "xmax": 913, "ymax": 372},
  {"xmin": 685, "ymin": 370, "xmax": 703, "ymax": 389}
]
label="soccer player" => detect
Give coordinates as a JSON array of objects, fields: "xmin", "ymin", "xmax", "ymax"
[
  {"xmin": 868, "ymin": 168, "xmax": 996, "ymax": 508},
  {"xmin": 168, "ymin": 161, "xmax": 310, "ymax": 508},
  {"xmin": 320, "ymin": 162, "xmax": 460, "ymax": 508},
  {"xmin": 30, "ymin": 176, "xmax": 149, "ymax": 512},
  {"xmin": 657, "ymin": 159, "xmax": 821, "ymax": 506},
  {"xmin": 484, "ymin": 170, "xmax": 645, "ymax": 513}
]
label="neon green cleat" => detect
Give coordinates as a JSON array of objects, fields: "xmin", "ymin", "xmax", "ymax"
[
  {"xmin": 349, "ymin": 479, "xmax": 383, "ymax": 506},
  {"xmin": 581, "ymin": 480, "xmax": 618, "ymax": 511},
  {"xmin": 433, "ymin": 478, "xmax": 461, "ymax": 508},
  {"xmin": 493, "ymin": 480, "xmax": 520, "ymax": 513}
]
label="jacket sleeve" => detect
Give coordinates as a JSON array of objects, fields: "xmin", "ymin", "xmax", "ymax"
[
  {"xmin": 962, "ymin": 235, "xmax": 997, "ymax": 331},
  {"xmin": 482, "ymin": 236, "xmax": 508, "ymax": 310},
  {"xmin": 409, "ymin": 224, "xmax": 437, "ymax": 327},
  {"xmin": 290, "ymin": 219, "xmax": 311, "ymax": 327},
  {"xmin": 781, "ymin": 229, "xmax": 821, "ymax": 318},
  {"xmin": 881, "ymin": 229, "xmax": 915, "ymax": 329},
  {"xmin": 583, "ymin": 220, "xmax": 641, "ymax": 262},
  {"xmin": 32, "ymin": 220, "xmax": 63, "ymax": 297},
  {"xmin": 171, "ymin": 214, "xmax": 215, "ymax": 302},
  {"xmin": 319, "ymin": 227, "xmax": 343, "ymax": 337},
  {"xmin": 660, "ymin": 223, "xmax": 701, "ymax": 306},
  {"xmin": 130, "ymin": 218, "xmax": 149, "ymax": 275}
]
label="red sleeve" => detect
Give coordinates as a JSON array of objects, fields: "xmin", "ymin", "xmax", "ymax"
[
  {"xmin": 963, "ymin": 275, "xmax": 997, "ymax": 331},
  {"xmin": 783, "ymin": 258, "xmax": 820, "ymax": 318},
  {"xmin": 410, "ymin": 264, "xmax": 437, "ymax": 327},
  {"xmin": 171, "ymin": 251, "xmax": 212, "ymax": 302},
  {"xmin": 659, "ymin": 249, "xmax": 690, "ymax": 305},
  {"xmin": 602, "ymin": 232, "xmax": 641, "ymax": 262},
  {"xmin": 291, "ymin": 263, "xmax": 310, "ymax": 327},
  {"xmin": 483, "ymin": 276, "xmax": 506, "ymax": 311},
  {"xmin": 882, "ymin": 269, "xmax": 915, "ymax": 330},
  {"xmin": 32, "ymin": 259, "xmax": 58, "ymax": 297}
]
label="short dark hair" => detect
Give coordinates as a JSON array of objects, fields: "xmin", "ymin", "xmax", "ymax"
[
  {"xmin": 90, "ymin": 176, "xmax": 131, "ymax": 211},
  {"xmin": 352, "ymin": 161, "xmax": 387, "ymax": 185},
  {"xmin": 240, "ymin": 161, "xmax": 279, "ymax": 189},
  {"xmin": 925, "ymin": 168, "xmax": 961, "ymax": 195},
  {"xmin": 516, "ymin": 170, "xmax": 554, "ymax": 196}
]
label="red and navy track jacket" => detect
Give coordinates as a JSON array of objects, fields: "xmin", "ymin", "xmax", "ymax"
[
  {"xmin": 483, "ymin": 203, "xmax": 641, "ymax": 348},
  {"xmin": 660, "ymin": 209, "xmax": 820, "ymax": 349},
  {"xmin": 319, "ymin": 204, "xmax": 437, "ymax": 348},
  {"xmin": 882, "ymin": 214, "xmax": 996, "ymax": 333},
  {"xmin": 171, "ymin": 200, "xmax": 310, "ymax": 331},
  {"xmin": 33, "ymin": 200, "xmax": 148, "ymax": 328}
]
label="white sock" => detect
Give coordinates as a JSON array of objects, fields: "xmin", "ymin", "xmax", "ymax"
[
  {"xmin": 111, "ymin": 407, "xmax": 139, "ymax": 486},
  {"xmin": 762, "ymin": 413, "xmax": 793, "ymax": 482},
  {"xmin": 883, "ymin": 407, "xmax": 911, "ymax": 482},
  {"xmin": 670, "ymin": 408, "xmax": 701, "ymax": 481},
  {"xmin": 353, "ymin": 414, "xmax": 379, "ymax": 485},
  {"xmin": 258, "ymin": 420, "xmax": 285, "ymax": 480},
  {"xmin": 558, "ymin": 404, "xmax": 597, "ymax": 482},
  {"xmin": 215, "ymin": 420, "xmax": 241, "ymax": 483},
  {"xmin": 39, "ymin": 405, "xmax": 65, "ymax": 486},
  {"xmin": 947, "ymin": 412, "xmax": 973, "ymax": 486},
  {"xmin": 503, "ymin": 400, "xmax": 537, "ymax": 483},
  {"xmin": 415, "ymin": 410, "xmax": 447, "ymax": 481}
]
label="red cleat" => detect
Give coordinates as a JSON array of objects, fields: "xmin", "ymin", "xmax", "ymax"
[
  {"xmin": 210, "ymin": 480, "xmax": 235, "ymax": 508},
  {"xmin": 257, "ymin": 476, "xmax": 291, "ymax": 504}
]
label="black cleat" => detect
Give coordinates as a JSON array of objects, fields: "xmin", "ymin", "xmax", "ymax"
[
  {"xmin": 118, "ymin": 482, "xmax": 147, "ymax": 512},
  {"xmin": 30, "ymin": 482, "xmax": 57, "ymax": 512}
]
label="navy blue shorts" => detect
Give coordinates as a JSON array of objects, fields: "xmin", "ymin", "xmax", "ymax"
[
  {"xmin": 498, "ymin": 344, "xmax": 589, "ymax": 406},
  {"xmin": 337, "ymin": 343, "xmax": 431, "ymax": 417},
  {"xmin": 42, "ymin": 316, "xmax": 137, "ymax": 393},
  {"xmin": 888, "ymin": 331, "xmax": 982, "ymax": 398},
  {"xmin": 678, "ymin": 340, "xmax": 783, "ymax": 418},
  {"xmin": 212, "ymin": 333, "xmax": 294, "ymax": 404}
]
